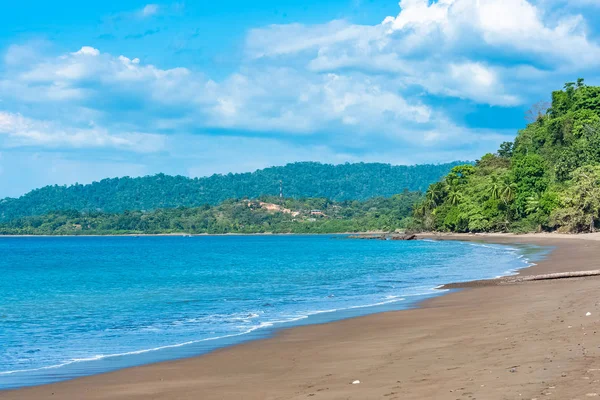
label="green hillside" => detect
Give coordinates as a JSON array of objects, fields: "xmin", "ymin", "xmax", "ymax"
[
  {"xmin": 0, "ymin": 193, "xmax": 422, "ymax": 235},
  {"xmin": 0, "ymin": 161, "xmax": 466, "ymax": 222},
  {"xmin": 415, "ymin": 79, "xmax": 600, "ymax": 233}
]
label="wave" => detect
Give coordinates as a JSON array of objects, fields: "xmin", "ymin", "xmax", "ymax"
[
  {"xmin": 0, "ymin": 296, "xmax": 411, "ymax": 377},
  {"xmin": 0, "ymin": 326, "xmax": 264, "ymax": 376},
  {"xmin": 1, "ymin": 240, "xmax": 544, "ymax": 381},
  {"xmin": 467, "ymin": 242, "xmax": 519, "ymax": 252}
]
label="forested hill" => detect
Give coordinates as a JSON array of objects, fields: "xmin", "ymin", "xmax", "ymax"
[
  {"xmin": 0, "ymin": 193, "xmax": 422, "ymax": 235},
  {"xmin": 415, "ymin": 79, "xmax": 600, "ymax": 233},
  {"xmin": 0, "ymin": 161, "xmax": 466, "ymax": 222}
]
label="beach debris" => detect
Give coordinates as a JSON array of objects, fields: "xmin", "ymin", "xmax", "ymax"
[
  {"xmin": 444, "ymin": 269, "xmax": 600, "ymax": 290},
  {"xmin": 500, "ymin": 270, "xmax": 600, "ymax": 284},
  {"xmin": 352, "ymin": 380, "xmax": 361, "ymax": 385},
  {"xmin": 587, "ymin": 312, "xmax": 592, "ymax": 316}
]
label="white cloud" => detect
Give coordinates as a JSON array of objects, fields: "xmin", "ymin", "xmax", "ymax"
[
  {"xmin": 249, "ymin": 0, "xmax": 600, "ymax": 105},
  {"xmin": 382, "ymin": 0, "xmax": 600, "ymax": 66},
  {"xmin": 1, "ymin": 0, "xmax": 599, "ymax": 187},
  {"xmin": 0, "ymin": 45, "xmax": 443, "ymax": 144},
  {"xmin": 0, "ymin": 111, "xmax": 165, "ymax": 152},
  {"xmin": 204, "ymin": 69, "xmax": 432, "ymax": 135},
  {"xmin": 141, "ymin": 4, "xmax": 159, "ymax": 17},
  {"xmin": 246, "ymin": 21, "xmax": 380, "ymax": 59},
  {"xmin": 73, "ymin": 46, "xmax": 100, "ymax": 56}
]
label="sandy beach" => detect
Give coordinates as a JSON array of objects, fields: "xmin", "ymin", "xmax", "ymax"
[{"xmin": 2, "ymin": 233, "xmax": 600, "ymax": 399}]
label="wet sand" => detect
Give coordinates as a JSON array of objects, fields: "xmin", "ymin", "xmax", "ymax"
[{"xmin": 3, "ymin": 233, "xmax": 600, "ymax": 399}]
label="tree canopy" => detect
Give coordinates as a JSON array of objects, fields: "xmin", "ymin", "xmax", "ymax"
[
  {"xmin": 0, "ymin": 192, "xmax": 422, "ymax": 235},
  {"xmin": 413, "ymin": 79, "xmax": 600, "ymax": 233},
  {"xmin": 0, "ymin": 161, "xmax": 466, "ymax": 222}
]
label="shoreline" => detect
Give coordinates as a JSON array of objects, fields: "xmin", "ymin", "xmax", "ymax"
[
  {"xmin": 3, "ymin": 234, "xmax": 600, "ymax": 399},
  {"xmin": 0, "ymin": 231, "xmax": 389, "ymax": 238},
  {"xmin": 0, "ymin": 237, "xmax": 528, "ymax": 389}
]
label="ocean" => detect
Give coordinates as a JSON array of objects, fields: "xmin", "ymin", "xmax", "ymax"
[{"xmin": 0, "ymin": 235, "xmax": 547, "ymax": 389}]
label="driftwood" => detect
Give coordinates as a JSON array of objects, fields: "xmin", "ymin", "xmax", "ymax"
[
  {"xmin": 443, "ymin": 269, "xmax": 600, "ymax": 289},
  {"xmin": 502, "ymin": 270, "xmax": 600, "ymax": 284}
]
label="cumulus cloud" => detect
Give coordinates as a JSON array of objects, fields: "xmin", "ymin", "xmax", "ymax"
[
  {"xmin": 249, "ymin": 0, "xmax": 600, "ymax": 105},
  {"xmin": 0, "ymin": 111, "xmax": 165, "ymax": 152},
  {"xmin": 73, "ymin": 46, "xmax": 100, "ymax": 56},
  {"xmin": 0, "ymin": 0, "xmax": 599, "ymax": 196},
  {"xmin": 204, "ymin": 69, "xmax": 433, "ymax": 135},
  {"xmin": 0, "ymin": 45, "xmax": 444, "ymax": 146}
]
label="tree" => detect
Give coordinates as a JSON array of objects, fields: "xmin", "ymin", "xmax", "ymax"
[
  {"xmin": 488, "ymin": 176, "xmax": 501, "ymax": 201},
  {"xmin": 426, "ymin": 182, "xmax": 446, "ymax": 208},
  {"xmin": 500, "ymin": 180, "xmax": 516, "ymax": 205},
  {"xmin": 551, "ymin": 165, "xmax": 600, "ymax": 232},
  {"xmin": 447, "ymin": 190, "xmax": 462, "ymax": 206},
  {"xmin": 414, "ymin": 80, "xmax": 600, "ymax": 233},
  {"xmin": 0, "ymin": 162, "xmax": 467, "ymax": 222},
  {"xmin": 497, "ymin": 142, "xmax": 514, "ymax": 159}
]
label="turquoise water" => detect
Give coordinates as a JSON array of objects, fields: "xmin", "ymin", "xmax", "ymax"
[{"xmin": 0, "ymin": 236, "xmax": 545, "ymax": 389}]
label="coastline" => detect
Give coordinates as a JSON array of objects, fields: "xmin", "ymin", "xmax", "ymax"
[
  {"xmin": 3, "ymin": 234, "xmax": 600, "ymax": 399},
  {"xmin": 0, "ymin": 231, "xmax": 389, "ymax": 238}
]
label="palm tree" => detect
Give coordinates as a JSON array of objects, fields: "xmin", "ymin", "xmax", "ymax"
[
  {"xmin": 448, "ymin": 189, "xmax": 462, "ymax": 206},
  {"xmin": 500, "ymin": 181, "xmax": 516, "ymax": 205},
  {"xmin": 488, "ymin": 176, "xmax": 501, "ymax": 201},
  {"xmin": 426, "ymin": 182, "xmax": 446, "ymax": 207},
  {"xmin": 424, "ymin": 198, "xmax": 437, "ymax": 212},
  {"xmin": 414, "ymin": 202, "xmax": 427, "ymax": 218}
]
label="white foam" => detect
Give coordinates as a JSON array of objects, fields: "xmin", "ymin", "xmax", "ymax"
[
  {"xmin": 467, "ymin": 242, "xmax": 518, "ymax": 252},
  {"xmin": 0, "ymin": 298, "xmax": 409, "ymax": 377},
  {"xmin": 2, "ymin": 242, "xmax": 545, "ymax": 379},
  {"xmin": 0, "ymin": 328, "xmax": 265, "ymax": 376}
]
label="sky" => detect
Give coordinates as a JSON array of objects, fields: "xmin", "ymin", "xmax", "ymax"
[{"xmin": 0, "ymin": 0, "xmax": 599, "ymax": 198}]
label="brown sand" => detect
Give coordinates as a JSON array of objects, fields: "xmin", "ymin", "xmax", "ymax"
[{"xmin": 3, "ymin": 234, "xmax": 600, "ymax": 400}]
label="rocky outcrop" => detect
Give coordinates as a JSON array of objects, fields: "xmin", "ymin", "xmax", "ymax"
[{"xmin": 348, "ymin": 233, "xmax": 417, "ymax": 241}]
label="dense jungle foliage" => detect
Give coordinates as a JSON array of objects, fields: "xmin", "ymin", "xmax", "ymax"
[
  {"xmin": 0, "ymin": 192, "xmax": 422, "ymax": 235},
  {"xmin": 414, "ymin": 79, "xmax": 600, "ymax": 233},
  {"xmin": 0, "ymin": 161, "xmax": 465, "ymax": 222}
]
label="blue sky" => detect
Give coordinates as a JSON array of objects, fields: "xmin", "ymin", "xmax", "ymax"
[{"xmin": 0, "ymin": 0, "xmax": 599, "ymax": 197}]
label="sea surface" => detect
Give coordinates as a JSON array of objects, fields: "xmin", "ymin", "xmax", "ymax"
[{"xmin": 0, "ymin": 235, "xmax": 547, "ymax": 389}]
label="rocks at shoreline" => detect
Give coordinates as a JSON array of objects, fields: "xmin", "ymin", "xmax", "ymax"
[{"xmin": 348, "ymin": 233, "xmax": 417, "ymax": 241}]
